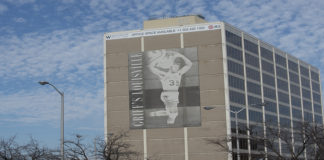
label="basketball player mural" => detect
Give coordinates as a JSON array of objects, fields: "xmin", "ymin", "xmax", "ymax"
[{"xmin": 147, "ymin": 49, "xmax": 193, "ymax": 124}]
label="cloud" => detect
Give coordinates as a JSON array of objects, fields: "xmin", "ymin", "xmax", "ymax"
[
  {"xmin": 14, "ymin": 17, "xmax": 26, "ymax": 23},
  {"xmin": 0, "ymin": 87, "xmax": 103, "ymax": 124},
  {"xmin": 4, "ymin": 0, "xmax": 35, "ymax": 5},
  {"xmin": 0, "ymin": 3, "xmax": 8, "ymax": 14}
]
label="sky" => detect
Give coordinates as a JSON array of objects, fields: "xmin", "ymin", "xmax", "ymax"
[{"xmin": 1, "ymin": 0, "xmax": 324, "ymax": 148}]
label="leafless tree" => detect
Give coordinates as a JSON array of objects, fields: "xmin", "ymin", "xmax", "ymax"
[
  {"xmin": 64, "ymin": 134, "xmax": 90, "ymax": 160},
  {"xmin": 23, "ymin": 137, "xmax": 60, "ymax": 160},
  {"xmin": 95, "ymin": 132, "xmax": 139, "ymax": 160},
  {"xmin": 0, "ymin": 136, "xmax": 24, "ymax": 160},
  {"xmin": 208, "ymin": 121, "xmax": 324, "ymax": 160}
]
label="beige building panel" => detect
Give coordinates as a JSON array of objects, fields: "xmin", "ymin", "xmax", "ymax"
[
  {"xmin": 188, "ymin": 121, "xmax": 227, "ymax": 138},
  {"xmin": 122, "ymin": 131, "xmax": 144, "ymax": 141},
  {"xmin": 106, "ymin": 53, "xmax": 128, "ymax": 68},
  {"xmin": 183, "ymin": 30, "xmax": 222, "ymax": 47},
  {"xmin": 107, "ymin": 96, "xmax": 129, "ymax": 111},
  {"xmin": 198, "ymin": 44, "xmax": 223, "ymax": 60},
  {"xmin": 147, "ymin": 128, "xmax": 184, "ymax": 139},
  {"xmin": 144, "ymin": 34, "xmax": 180, "ymax": 51},
  {"xmin": 107, "ymin": 81, "xmax": 128, "ymax": 97},
  {"xmin": 199, "ymin": 59, "xmax": 224, "ymax": 75},
  {"xmin": 147, "ymin": 138, "xmax": 184, "ymax": 155},
  {"xmin": 143, "ymin": 15, "xmax": 206, "ymax": 29},
  {"xmin": 154, "ymin": 154, "xmax": 185, "ymax": 160},
  {"xmin": 201, "ymin": 105, "xmax": 227, "ymax": 122},
  {"xmin": 125, "ymin": 140, "xmax": 144, "ymax": 153},
  {"xmin": 200, "ymin": 90, "xmax": 226, "ymax": 106},
  {"xmin": 199, "ymin": 74, "xmax": 225, "ymax": 91},
  {"xmin": 106, "ymin": 67, "xmax": 128, "ymax": 82},
  {"xmin": 188, "ymin": 153, "xmax": 228, "ymax": 160},
  {"xmin": 188, "ymin": 137, "xmax": 222, "ymax": 153},
  {"xmin": 106, "ymin": 38, "xmax": 141, "ymax": 54}
]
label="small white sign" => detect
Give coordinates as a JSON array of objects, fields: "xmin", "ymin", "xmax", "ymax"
[{"xmin": 105, "ymin": 23, "xmax": 221, "ymax": 40}]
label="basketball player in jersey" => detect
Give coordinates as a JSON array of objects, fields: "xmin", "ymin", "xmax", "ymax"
[{"xmin": 148, "ymin": 50, "xmax": 192, "ymax": 124}]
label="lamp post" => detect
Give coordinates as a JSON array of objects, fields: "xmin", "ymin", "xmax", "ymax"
[
  {"xmin": 39, "ymin": 81, "xmax": 64, "ymax": 160},
  {"xmin": 230, "ymin": 107, "xmax": 246, "ymax": 160}
]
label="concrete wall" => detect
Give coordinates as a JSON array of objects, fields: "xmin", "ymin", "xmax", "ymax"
[{"xmin": 105, "ymin": 29, "xmax": 228, "ymax": 160}]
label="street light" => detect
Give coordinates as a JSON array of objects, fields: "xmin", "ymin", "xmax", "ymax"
[
  {"xmin": 229, "ymin": 103, "xmax": 267, "ymax": 160},
  {"xmin": 38, "ymin": 81, "xmax": 64, "ymax": 160},
  {"xmin": 230, "ymin": 107, "xmax": 246, "ymax": 160}
]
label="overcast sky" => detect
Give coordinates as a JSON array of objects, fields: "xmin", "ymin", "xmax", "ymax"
[{"xmin": 1, "ymin": 0, "xmax": 324, "ymax": 148}]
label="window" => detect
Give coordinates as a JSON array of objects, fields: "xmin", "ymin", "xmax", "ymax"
[
  {"xmin": 301, "ymin": 77, "xmax": 310, "ymax": 88},
  {"xmin": 264, "ymin": 87, "xmax": 276, "ymax": 100},
  {"xmin": 302, "ymin": 88, "xmax": 311, "ymax": 100},
  {"xmin": 279, "ymin": 104, "xmax": 290, "ymax": 116},
  {"xmin": 276, "ymin": 66, "xmax": 287, "ymax": 79},
  {"xmin": 289, "ymin": 72, "xmax": 299, "ymax": 84},
  {"xmin": 311, "ymin": 71, "xmax": 319, "ymax": 82},
  {"xmin": 304, "ymin": 112, "xmax": 313, "ymax": 122},
  {"xmin": 264, "ymin": 100, "xmax": 277, "ymax": 113},
  {"xmin": 227, "ymin": 45, "xmax": 243, "ymax": 61},
  {"xmin": 249, "ymin": 110, "xmax": 263, "ymax": 122},
  {"xmin": 250, "ymin": 125, "xmax": 264, "ymax": 137},
  {"xmin": 230, "ymin": 90, "xmax": 246, "ymax": 105},
  {"xmin": 275, "ymin": 54, "xmax": 286, "ymax": 67},
  {"xmin": 262, "ymin": 60, "xmax": 274, "ymax": 74},
  {"xmin": 312, "ymin": 81, "xmax": 320, "ymax": 92},
  {"xmin": 290, "ymin": 84, "xmax": 300, "ymax": 96},
  {"xmin": 303, "ymin": 100, "xmax": 312, "ymax": 111},
  {"xmin": 292, "ymin": 108, "xmax": 302, "ymax": 119},
  {"xmin": 277, "ymin": 79, "xmax": 288, "ymax": 92},
  {"xmin": 291, "ymin": 96, "xmax": 301, "ymax": 108},
  {"xmin": 248, "ymin": 96, "xmax": 262, "ymax": 108},
  {"xmin": 314, "ymin": 104, "xmax": 322, "ymax": 113},
  {"xmin": 280, "ymin": 117, "xmax": 291, "ymax": 128},
  {"xmin": 315, "ymin": 115, "xmax": 323, "ymax": 124},
  {"xmin": 244, "ymin": 39, "xmax": 258, "ymax": 55},
  {"xmin": 261, "ymin": 47, "xmax": 273, "ymax": 61},
  {"xmin": 230, "ymin": 106, "xmax": 247, "ymax": 120},
  {"xmin": 226, "ymin": 31, "xmax": 242, "ymax": 47},
  {"xmin": 228, "ymin": 60, "xmax": 244, "ymax": 76},
  {"xmin": 262, "ymin": 73, "xmax": 275, "ymax": 86},
  {"xmin": 247, "ymin": 81, "xmax": 261, "ymax": 95},
  {"xmin": 278, "ymin": 91, "xmax": 289, "ymax": 104},
  {"xmin": 288, "ymin": 60, "xmax": 298, "ymax": 73},
  {"xmin": 266, "ymin": 114, "xmax": 278, "ymax": 126},
  {"xmin": 246, "ymin": 67, "xmax": 260, "ymax": 81},
  {"xmin": 313, "ymin": 92, "xmax": 321, "ymax": 103},
  {"xmin": 245, "ymin": 53, "xmax": 259, "ymax": 68},
  {"xmin": 300, "ymin": 66, "xmax": 309, "ymax": 77},
  {"xmin": 229, "ymin": 75, "xmax": 245, "ymax": 91}
]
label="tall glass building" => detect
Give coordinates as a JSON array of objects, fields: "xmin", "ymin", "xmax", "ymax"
[{"xmin": 104, "ymin": 15, "xmax": 323, "ymax": 160}]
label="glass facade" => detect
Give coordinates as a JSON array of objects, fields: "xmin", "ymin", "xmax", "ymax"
[{"xmin": 225, "ymin": 28, "xmax": 323, "ymax": 159}]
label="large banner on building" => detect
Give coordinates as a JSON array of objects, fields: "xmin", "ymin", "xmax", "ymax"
[{"xmin": 128, "ymin": 48, "xmax": 201, "ymax": 129}]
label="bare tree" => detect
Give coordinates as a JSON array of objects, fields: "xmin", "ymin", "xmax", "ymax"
[
  {"xmin": 208, "ymin": 122, "xmax": 324, "ymax": 160},
  {"xmin": 95, "ymin": 132, "xmax": 139, "ymax": 160},
  {"xmin": 64, "ymin": 134, "xmax": 90, "ymax": 160},
  {"xmin": 23, "ymin": 137, "xmax": 60, "ymax": 160},
  {"xmin": 0, "ymin": 136, "xmax": 24, "ymax": 160}
]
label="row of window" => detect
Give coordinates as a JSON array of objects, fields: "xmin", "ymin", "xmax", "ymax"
[
  {"xmin": 227, "ymin": 45, "xmax": 243, "ymax": 62},
  {"xmin": 226, "ymin": 31, "xmax": 320, "ymax": 83},
  {"xmin": 226, "ymin": 31, "xmax": 242, "ymax": 47},
  {"xmin": 261, "ymin": 47, "xmax": 273, "ymax": 61},
  {"xmin": 288, "ymin": 60, "xmax": 298, "ymax": 73},
  {"xmin": 244, "ymin": 39, "xmax": 258, "ymax": 55},
  {"xmin": 275, "ymin": 54, "xmax": 286, "ymax": 67}
]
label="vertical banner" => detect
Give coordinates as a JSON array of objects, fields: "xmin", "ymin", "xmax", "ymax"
[{"xmin": 129, "ymin": 48, "xmax": 200, "ymax": 129}]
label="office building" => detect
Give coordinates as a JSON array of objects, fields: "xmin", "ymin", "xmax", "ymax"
[{"xmin": 104, "ymin": 15, "xmax": 323, "ymax": 160}]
